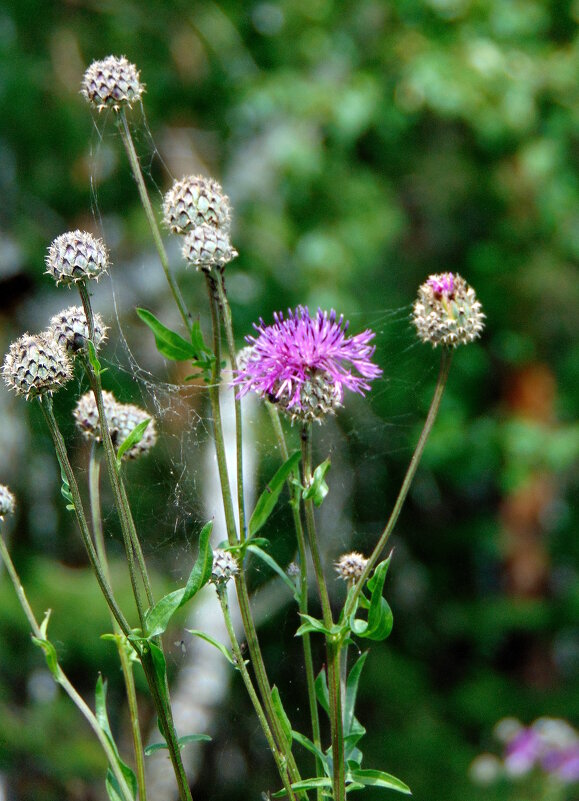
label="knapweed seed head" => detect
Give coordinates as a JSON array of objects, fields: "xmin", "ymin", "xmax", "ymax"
[
  {"xmin": 0, "ymin": 485, "xmax": 15, "ymax": 518},
  {"xmin": 211, "ymin": 549, "xmax": 239, "ymax": 585},
  {"xmin": 73, "ymin": 390, "xmax": 118, "ymax": 442},
  {"xmin": 81, "ymin": 56, "xmax": 144, "ymax": 111},
  {"xmin": 46, "ymin": 230, "xmax": 109, "ymax": 286},
  {"xmin": 73, "ymin": 391, "xmax": 157, "ymax": 460},
  {"xmin": 163, "ymin": 175, "xmax": 231, "ymax": 234},
  {"xmin": 2, "ymin": 333, "xmax": 73, "ymax": 400},
  {"xmin": 181, "ymin": 224, "xmax": 238, "ymax": 272},
  {"xmin": 335, "ymin": 552, "xmax": 368, "ymax": 583},
  {"xmin": 233, "ymin": 307, "xmax": 382, "ymax": 424},
  {"xmin": 413, "ymin": 273, "xmax": 485, "ymax": 348},
  {"xmin": 49, "ymin": 306, "xmax": 107, "ymax": 353}
]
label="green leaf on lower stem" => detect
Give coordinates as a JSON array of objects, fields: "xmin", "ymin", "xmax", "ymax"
[
  {"xmin": 271, "ymin": 777, "xmax": 333, "ymax": 797},
  {"xmin": 32, "ymin": 637, "xmax": 61, "ymax": 682},
  {"xmin": 246, "ymin": 544, "xmax": 297, "ymax": 596},
  {"xmin": 144, "ymin": 733, "xmax": 211, "ymax": 755},
  {"xmin": 296, "ymin": 613, "xmax": 348, "ymax": 642},
  {"xmin": 249, "ymin": 451, "xmax": 301, "ymax": 537},
  {"xmin": 271, "ymin": 686, "xmax": 292, "ymax": 753},
  {"xmin": 96, "ymin": 676, "xmax": 137, "ymax": 800},
  {"xmin": 302, "ymin": 457, "xmax": 331, "ymax": 507},
  {"xmin": 347, "ymin": 768, "xmax": 411, "ymax": 795},
  {"xmin": 314, "ymin": 668, "xmax": 330, "ymax": 715},
  {"xmin": 344, "ymin": 652, "xmax": 368, "ymax": 736},
  {"xmin": 349, "ymin": 556, "xmax": 394, "ymax": 642},
  {"xmin": 186, "ymin": 629, "xmax": 237, "ymax": 666},
  {"xmin": 292, "ymin": 731, "xmax": 328, "ymax": 767}
]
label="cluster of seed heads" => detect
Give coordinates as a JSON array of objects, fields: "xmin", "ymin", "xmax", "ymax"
[
  {"xmin": 0, "ymin": 484, "xmax": 15, "ymax": 519},
  {"xmin": 211, "ymin": 549, "xmax": 239, "ymax": 585},
  {"xmin": 335, "ymin": 552, "xmax": 368, "ymax": 583},
  {"xmin": 73, "ymin": 391, "xmax": 157, "ymax": 460},
  {"xmin": 413, "ymin": 273, "xmax": 485, "ymax": 348},
  {"xmin": 81, "ymin": 56, "xmax": 144, "ymax": 112},
  {"xmin": 163, "ymin": 175, "xmax": 237, "ymax": 272},
  {"xmin": 45, "ymin": 230, "xmax": 109, "ymax": 286}
]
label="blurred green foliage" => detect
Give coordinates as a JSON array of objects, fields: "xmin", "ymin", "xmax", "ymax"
[{"xmin": 0, "ymin": 1, "xmax": 578, "ymax": 800}]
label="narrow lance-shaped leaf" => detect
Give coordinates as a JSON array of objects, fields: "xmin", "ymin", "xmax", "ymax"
[
  {"xmin": 349, "ymin": 556, "xmax": 393, "ymax": 642},
  {"xmin": 348, "ymin": 768, "xmax": 411, "ymax": 795},
  {"xmin": 344, "ymin": 651, "xmax": 368, "ymax": 736},
  {"xmin": 186, "ymin": 629, "xmax": 237, "ymax": 666},
  {"xmin": 246, "ymin": 544, "xmax": 297, "ymax": 597},
  {"xmin": 95, "ymin": 676, "xmax": 138, "ymax": 800},
  {"xmin": 271, "ymin": 686, "xmax": 292, "ymax": 753},
  {"xmin": 302, "ymin": 457, "xmax": 331, "ymax": 507},
  {"xmin": 136, "ymin": 308, "xmax": 200, "ymax": 361},
  {"xmin": 115, "ymin": 418, "xmax": 150, "ymax": 469},
  {"xmin": 249, "ymin": 451, "xmax": 301, "ymax": 537}
]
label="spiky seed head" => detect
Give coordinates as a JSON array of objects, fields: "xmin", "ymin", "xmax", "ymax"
[
  {"xmin": 211, "ymin": 549, "xmax": 239, "ymax": 585},
  {"xmin": 48, "ymin": 306, "xmax": 108, "ymax": 353},
  {"xmin": 274, "ymin": 368, "xmax": 342, "ymax": 424},
  {"xmin": 73, "ymin": 390, "xmax": 119, "ymax": 442},
  {"xmin": 0, "ymin": 485, "xmax": 15, "ymax": 518},
  {"xmin": 81, "ymin": 55, "xmax": 144, "ymax": 111},
  {"xmin": 413, "ymin": 273, "xmax": 485, "ymax": 348},
  {"xmin": 181, "ymin": 224, "xmax": 238, "ymax": 272},
  {"xmin": 2, "ymin": 333, "xmax": 73, "ymax": 400},
  {"xmin": 335, "ymin": 552, "xmax": 368, "ymax": 583},
  {"xmin": 46, "ymin": 230, "xmax": 109, "ymax": 286},
  {"xmin": 112, "ymin": 402, "xmax": 157, "ymax": 460},
  {"xmin": 163, "ymin": 175, "xmax": 232, "ymax": 234}
]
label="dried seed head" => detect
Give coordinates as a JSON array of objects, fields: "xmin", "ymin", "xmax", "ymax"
[
  {"xmin": 163, "ymin": 175, "xmax": 231, "ymax": 234},
  {"xmin": 46, "ymin": 230, "xmax": 109, "ymax": 286},
  {"xmin": 48, "ymin": 306, "xmax": 108, "ymax": 353},
  {"xmin": 2, "ymin": 333, "xmax": 73, "ymax": 400},
  {"xmin": 0, "ymin": 484, "xmax": 16, "ymax": 518},
  {"xmin": 273, "ymin": 368, "xmax": 342, "ymax": 424},
  {"xmin": 335, "ymin": 552, "xmax": 368, "ymax": 583},
  {"xmin": 73, "ymin": 390, "xmax": 118, "ymax": 441},
  {"xmin": 181, "ymin": 224, "xmax": 238, "ymax": 272},
  {"xmin": 113, "ymin": 402, "xmax": 157, "ymax": 460},
  {"xmin": 211, "ymin": 549, "xmax": 239, "ymax": 585},
  {"xmin": 81, "ymin": 55, "xmax": 144, "ymax": 111},
  {"xmin": 413, "ymin": 273, "xmax": 485, "ymax": 348}
]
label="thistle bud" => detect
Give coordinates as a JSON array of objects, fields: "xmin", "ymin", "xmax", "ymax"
[
  {"xmin": 81, "ymin": 55, "xmax": 144, "ymax": 111},
  {"xmin": 48, "ymin": 306, "xmax": 107, "ymax": 353},
  {"xmin": 163, "ymin": 175, "xmax": 231, "ymax": 234},
  {"xmin": 413, "ymin": 273, "xmax": 485, "ymax": 348},
  {"xmin": 181, "ymin": 224, "xmax": 238, "ymax": 272},
  {"xmin": 211, "ymin": 549, "xmax": 239, "ymax": 585},
  {"xmin": 2, "ymin": 333, "xmax": 73, "ymax": 400},
  {"xmin": 335, "ymin": 552, "xmax": 368, "ymax": 583},
  {"xmin": 46, "ymin": 230, "xmax": 109, "ymax": 286},
  {"xmin": 0, "ymin": 485, "xmax": 15, "ymax": 518}
]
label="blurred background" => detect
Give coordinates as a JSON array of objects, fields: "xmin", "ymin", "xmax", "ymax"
[{"xmin": 0, "ymin": 0, "xmax": 578, "ymax": 800}]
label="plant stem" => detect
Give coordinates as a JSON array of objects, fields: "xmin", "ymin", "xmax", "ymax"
[
  {"xmin": 0, "ymin": 532, "xmax": 135, "ymax": 801},
  {"xmin": 216, "ymin": 584, "xmax": 297, "ymax": 800},
  {"xmin": 116, "ymin": 109, "xmax": 192, "ymax": 333},
  {"xmin": 204, "ymin": 275, "xmax": 304, "ymax": 791},
  {"xmin": 215, "ymin": 271, "xmax": 246, "ymax": 541},
  {"xmin": 266, "ymin": 404, "xmax": 322, "ymax": 786},
  {"xmin": 38, "ymin": 396, "xmax": 131, "ymax": 635},
  {"xmin": 89, "ymin": 446, "xmax": 148, "ymax": 801},
  {"xmin": 300, "ymin": 426, "xmax": 345, "ymax": 801},
  {"xmin": 344, "ymin": 347, "xmax": 453, "ymax": 618}
]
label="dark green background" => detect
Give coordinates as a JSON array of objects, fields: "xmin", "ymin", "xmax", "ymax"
[{"xmin": 0, "ymin": 1, "xmax": 578, "ymax": 800}]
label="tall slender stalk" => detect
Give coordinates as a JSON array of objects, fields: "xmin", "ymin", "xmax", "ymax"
[
  {"xmin": 344, "ymin": 348, "xmax": 453, "ymax": 618},
  {"xmin": 0, "ymin": 532, "xmax": 135, "ymax": 801},
  {"xmin": 89, "ymin": 446, "xmax": 148, "ymax": 801},
  {"xmin": 300, "ymin": 426, "xmax": 345, "ymax": 801}
]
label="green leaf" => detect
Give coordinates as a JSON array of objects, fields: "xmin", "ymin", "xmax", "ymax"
[
  {"xmin": 271, "ymin": 777, "xmax": 333, "ymax": 798},
  {"xmin": 344, "ymin": 652, "xmax": 368, "ymax": 736},
  {"xmin": 348, "ymin": 768, "xmax": 411, "ymax": 795},
  {"xmin": 249, "ymin": 451, "xmax": 301, "ymax": 537},
  {"xmin": 302, "ymin": 458, "xmax": 331, "ymax": 507},
  {"xmin": 246, "ymin": 544, "xmax": 297, "ymax": 596},
  {"xmin": 349, "ymin": 557, "xmax": 393, "ymax": 642},
  {"xmin": 145, "ymin": 521, "xmax": 213, "ymax": 638},
  {"xmin": 314, "ymin": 668, "xmax": 330, "ymax": 715},
  {"xmin": 295, "ymin": 614, "xmax": 334, "ymax": 638},
  {"xmin": 271, "ymin": 686, "xmax": 292, "ymax": 753},
  {"xmin": 144, "ymin": 733, "xmax": 211, "ymax": 755},
  {"xmin": 32, "ymin": 637, "xmax": 62, "ymax": 682},
  {"xmin": 190, "ymin": 321, "xmax": 214, "ymax": 362},
  {"xmin": 136, "ymin": 308, "xmax": 200, "ymax": 361},
  {"xmin": 149, "ymin": 642, "xmax": 167, "ymax": 688},
  {"xmin": 87, "ymin": 340, "xmax": 105, "ymax": 376},
  {"xmin": 292, "ymin": 731, "xmax": 328, "ymax": 767},
  {"xmin": 96, "ymin": 677, "xmax": 137, "ymax": 800},
  {"xmin": 186, "ymin": 629, "xmax": 237, "ymax": 666},
  {"xmin": 55, "ymin": 457, "xmax": 74, "ymax": 512},
  {"xmin": 115, "ymin": 418, "xmax": 150, "ymax": 468}
]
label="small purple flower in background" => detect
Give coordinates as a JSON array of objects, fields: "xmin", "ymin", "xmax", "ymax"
[
  {"xmin": 233, "ymin": 306, "xmax": 382, "ymax": 423},
  {"xmin": 504, "ymin": 726, "xmax": 543, "ymax": 777}
]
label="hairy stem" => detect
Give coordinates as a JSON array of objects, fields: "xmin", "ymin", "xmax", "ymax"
[
  {"xmin": 116, "ymin": 109, "xmax": 192, "ymax": 332},
  {"xmin": 345, "ymin": 347, "xmax": 453, "ymax": 618},
  {"xmin": 301, "ymin": 426, "xmax": 345, "ymax": 801}
]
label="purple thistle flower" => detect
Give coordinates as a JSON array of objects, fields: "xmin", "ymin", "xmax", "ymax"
[
  {"xmin": 427, "ymin": 272, "xmax": 455, "ymax": 296},
  {"xmin": 234, "ymin": 306, "xmax": 382, "ymax": 423}
]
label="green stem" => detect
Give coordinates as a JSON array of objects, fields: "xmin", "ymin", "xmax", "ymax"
[
  {"xmin": 38, "ymin": 396, "xmax": 131, "ymax": 635},
  {"xmin": 89, "ymin": 446, "xmax": 148, "ymax": 801},
  {"xmin": 0, "ymin": 533, "xmax": 135, "ymax": 801},
  {"xmin": 215, "ymin": 271, "xmax": 247, "ymax": 541},
  {"xmin": 301, "ymin": 426, "xmax": 345, "ymax": 801},
  {"xmin": 216, "ymin": 584, "xmax": 296, "ymax": 800},
  {"xmin": 344, "ymin": 347, "xmax": 453, "ymax": 618},
  {"xmin": 204, "ymin": 276, "xmax": 303, "ymax": 791},
  {"xmin": 266, "ymin": 404, "xmax": 322, "ymax": 786},
  {"xmin": 116, "ymin": 109, "xmax": 192, "ymax": 332}
]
